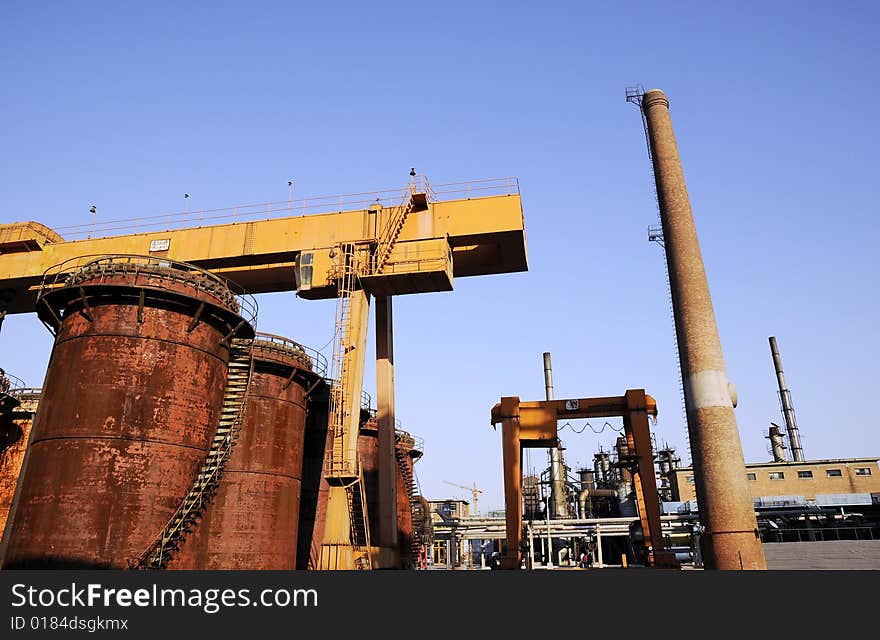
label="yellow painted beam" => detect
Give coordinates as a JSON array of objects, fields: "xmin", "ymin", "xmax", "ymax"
[{"xmin": 0, "ymin": 193, "xmax": 526, "ymax": 313}]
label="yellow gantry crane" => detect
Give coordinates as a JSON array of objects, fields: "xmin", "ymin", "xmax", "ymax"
[
  {"xmin": 443, "ymin": 481, "xmax": 483, "ymax": 518},
  {"xmin": 0, "ymin": 175, "xmax": 527, "ymax": 570}
]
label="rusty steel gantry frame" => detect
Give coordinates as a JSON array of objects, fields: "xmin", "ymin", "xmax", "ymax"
[
  {"xmin": 490, "ymin": 389, "xmax": 676, "ymax": 570},
  {"xmin": 0, "ymin": 177, "xmax": 528, "ymax": 570}
]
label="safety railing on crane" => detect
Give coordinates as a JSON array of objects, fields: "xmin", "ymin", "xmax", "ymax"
[
  {"xmin": 36, "ymin": 254, "xmax": 258, "ymax": 331},
  {"xmin": 50, "ymin": 177, "xmax": 521, "ymax": 241}
]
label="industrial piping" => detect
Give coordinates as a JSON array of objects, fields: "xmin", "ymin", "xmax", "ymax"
[
  {"xmin": 769, "ymin": 337, "xmax": 804, "ymax": 462},
  {"xmin": 542, "ymin": 352, "xmax": 568, "ymax": 519},
  {"xmin": 640, "ymin": 88, "xmax": 766, "ymax": 570}
]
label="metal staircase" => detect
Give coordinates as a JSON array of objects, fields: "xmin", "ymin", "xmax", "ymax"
[
  {"xmin": 346, "ymin": 469, "xmax": 372, "ymax": 570},
  {"xmin": 374, "ymin": 185, "xmax": 418, "ymax": 274},
  {"xmin": 135, "ymin": 337, "xmax": 254, "ymax": 569},
  {"xmin": 394, "ymin": 439, "xmax": 423, "ymax": 567}
]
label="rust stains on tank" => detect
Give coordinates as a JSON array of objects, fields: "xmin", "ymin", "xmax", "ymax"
[
  {"xmin": 0, "ymin": 391, "xmax": 40, "ymax": 540},
  {"xmin": 174, "ymin": 335, "xmax": 323, "ymax": 570},
  {"xmin": 2, "ymin": 257, "xmax": 252, "ymax": 569},
  {"xmin": 297, "ymin": 385, "xmax": 331, "ymax": 570}
]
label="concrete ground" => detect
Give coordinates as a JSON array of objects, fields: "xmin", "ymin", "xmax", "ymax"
[{"xmin": 763, "ymin": 540, "xmax": 880, "ymax": 570}]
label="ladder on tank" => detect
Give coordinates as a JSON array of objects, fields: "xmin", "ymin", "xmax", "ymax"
[
  {"xmin": 394, "ymin": 441, "xmax": 422, "ymax": 567},
  {"xmin": 134, "ymin": 337, "xmax": 254, "ymax": 569}
]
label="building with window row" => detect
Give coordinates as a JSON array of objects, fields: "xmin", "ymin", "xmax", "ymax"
[{"xmin": 669, "ymin": 458, "xmax": 880, "ymax": 504}]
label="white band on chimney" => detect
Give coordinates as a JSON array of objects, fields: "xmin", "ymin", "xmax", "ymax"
[{"xmin": 685, "ymin": 370, "xmax": 734, "ymax": 410}]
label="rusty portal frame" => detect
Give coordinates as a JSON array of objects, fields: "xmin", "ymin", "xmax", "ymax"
[{"xmin": 490, "ymin": 389, "xmax": 676, "ymax": 570}]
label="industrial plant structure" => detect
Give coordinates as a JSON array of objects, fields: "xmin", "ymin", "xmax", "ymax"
[
  {"xmin": 0, "ymin": 89, "xmax": 876, "ymax": 573},
  {"xmin": 0, "ymin": 177, "xmax": 525, "ymax": 570}
]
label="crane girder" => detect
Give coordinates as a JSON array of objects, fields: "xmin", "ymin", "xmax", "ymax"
[{"xmin": 0, "ymin": 191, "xmax": 527, "ymax": 313}]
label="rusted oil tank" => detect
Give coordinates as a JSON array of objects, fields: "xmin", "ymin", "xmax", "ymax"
[
  {"xmin": 358, "ymin": 421, "xmax": 424, "ymax": 568},
  {"xmin": 173, "ymin": 333, "xmax": 325, "ymax": 569},
  {"xmin": 2, "ymin": 255, "xmax": 254, "ymax": 569},
  {"xmin": 0, "ymin": 382, "xmax": 39, "ymax": 541},
  {"xmin": 296, "ymin": 386, "xmax": 331, "ymax": 570},
  {"xmin": 357, "ymin": 419, "xmax": 381, "ymax": 544},
  {"xmin": 296, "ymin": 388, "xmax": 370, "ymax": 569}
]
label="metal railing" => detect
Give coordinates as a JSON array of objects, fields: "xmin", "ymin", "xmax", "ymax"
[
  {"xmin": 395, "ymin": 429, "xmax": 425, "ymax": 456},
  {"xmin": 0, "ymin": 371, "xmax": 27, "ymax": 398},
  {"xmin": 252, "ymin": 332, "xmax": 328, "ymax": 378},
  {"xmin": 37, "ymin": 254, "xmax": 258, "ymax": 330},
  {"xmin": 760, "ymin": 525, "xmax": 880, "ymax": 543},
  {"xmin": 51, "ymin": 177, "xmax": 520, "ymax": 241}
]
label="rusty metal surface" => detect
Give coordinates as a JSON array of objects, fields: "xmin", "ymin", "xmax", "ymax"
[
  {"xmin": 0, "ymin": 413, "xmax": 31, "ymax": 539},
  {"xmin": 173, "ymin": 342, "xmax": 316, "ymax": 570},
  {"xmin": 642, "ymin": 88, "xmax": 765, "ymax": 570},
  {"xmin": 358, "ymin": 424, "xmax": 380, "ymax": 542},
  {"xmin": 395, "ymin": 438, "xmax": 415, "ymax": 567},
  {"xmin": 296, "ymin": 390, "xmax": 331, "ymax": 570},
  {"xmin": 1, "ymin": 269, "xmax": 236, "ymax": 569}
]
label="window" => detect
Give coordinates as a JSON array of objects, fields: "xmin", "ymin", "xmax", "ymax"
[
  {"xmin": 686, "ymin": 476, "xmax": 695, "ymax": 484},
  {"xmin": 768, "ymin": 472, "xmax": 785, "ymax": 480},
  {"xmin": 826, "ymin": 469, "xmax": 842, "ymax": 477},
  {"xmin": 797, "ymin": 470, "xmax": 813, "ymax": 479},
  {"xmin": 746, "ymin": 473, "xmax": 757, "ymax": 481},
  {"xmin": 855, "ymin": 468, "xmax": 872, "ymax": 476}
]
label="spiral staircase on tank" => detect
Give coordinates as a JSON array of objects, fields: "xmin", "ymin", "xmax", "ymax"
[{"xmin": 135, "ymin": 338, "xmax": 254, "ymax": 569}]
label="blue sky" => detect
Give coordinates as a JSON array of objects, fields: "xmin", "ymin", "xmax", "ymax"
[{"xmin": 2, "ymin": 1, "xmax": 878, "ymax": 512}]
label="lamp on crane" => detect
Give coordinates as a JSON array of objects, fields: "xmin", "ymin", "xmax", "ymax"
[{"xmin": 443, "ymin": 481, "xmax": 483, "ymax": 518}]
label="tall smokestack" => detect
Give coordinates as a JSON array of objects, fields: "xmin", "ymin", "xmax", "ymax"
[
  {"xmin": 639, "ymin": 88, "xmax": 765, "ymax": 570},
  {"xmin": 767, "ymin": 423, "xmax": 787, "ymax": 463},
  {"xmin": 542, "ymin": 352, "xmax": 568, "ymax": 518},
  {"xmin": 768, "ymin": 337, "xmax": 804, "ymax": 462}
]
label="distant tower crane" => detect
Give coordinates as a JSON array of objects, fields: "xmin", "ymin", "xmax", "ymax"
[{"xmin": 443, "ymin": 481, "xmax": 483, "ymax": 518}]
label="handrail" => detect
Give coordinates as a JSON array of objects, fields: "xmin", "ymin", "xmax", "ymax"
[
  {"xmin": 253, "ymin": 332, "xmax": 328, "ymax": 378},
  {"xmin": 51, "ymin": 176, "xmax": 520, "ymax": 240},
  {"xmin": 0, "ymin": 371, "xmax": 27, "ymax": 397},
  {"xmin": 37, "ymin": 254, "xmax": 258, "ymax": 330}
]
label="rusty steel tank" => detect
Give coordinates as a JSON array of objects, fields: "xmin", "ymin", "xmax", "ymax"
[
  {"xmin": 1, "ymin": 255, "xmax": 254, "ymax": 569},
  {"xmin": 0, "ymin": 377, "xmax": 38, "ymax": 542},
  {"xmin": 173, "ymin": 333, "xmax": 326, "ymax": 569},
  {"xmin": 357, "ymin": 418, "xmax": 381, "ymax": 545},
  {"xmin": 296, "ymin": 388, "xmax": 371, "ymax": 569},
  {"xmin": 296, "ymin": 384, "xmax": 332, "ymax": 570}
]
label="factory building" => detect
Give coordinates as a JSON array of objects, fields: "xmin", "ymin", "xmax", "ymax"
[{"xmin": 669, "ymin": 458, "xmax": 880, "ymax": 505}]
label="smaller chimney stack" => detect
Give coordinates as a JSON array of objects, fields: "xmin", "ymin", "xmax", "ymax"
[
  {"xmin": 767, "ymin": 423, "xmax": 787, "ymax": 463},
  {"xmin": 769, "ymin": 337, "xmax": 804, "ymax": 462}
]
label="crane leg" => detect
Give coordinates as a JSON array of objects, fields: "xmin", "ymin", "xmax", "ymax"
[
  {"xmin": 320, "ymin": 288, "xmax": 372, "ymax": 569},
  {"xmin": 375, "ymin": 296, "xmax": 400, "ymax": 559}
]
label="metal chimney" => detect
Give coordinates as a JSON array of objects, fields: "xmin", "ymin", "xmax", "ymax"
[
  {"xmin": 542, "ymin": 352, "xmax": 568, "ymax": 518},
  {"xmin": 638, "ymin": 88, "xmax": 765, "ymax": 570},
  {"xmin": 767, "ymin": 423, "xmax": 787, "ymax": 463},
  {"xmin": 768, "ymin": 337, "xmax": 804, "ymax": 462}
]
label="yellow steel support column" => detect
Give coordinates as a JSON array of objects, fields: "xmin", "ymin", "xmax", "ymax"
[
  {"xmin": 320, "ymin": 288, "xmax": 371, "ymax": 569},
  {"xmin": 498, "ymin": 397, "xmax": 523, "ymax": 570},
  {"xmin": 375, "ymin": 296, "xmax": 399, "ymax": 558}
]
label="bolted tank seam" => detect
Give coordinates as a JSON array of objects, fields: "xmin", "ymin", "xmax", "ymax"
[
  {"xmin": 220, "ymin": 468, "xmax": 302, "ymax": 480},
  {"xmin": 244, "ymin": 393, "xmax": 307, "ymax": 409},
  {"xmin": 26, "ymin": 434, "xmax": 211, "ymax": 453},
  {"xmin": 51, "ymin": 333, "xmax": 231, "ymax": 364}
]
